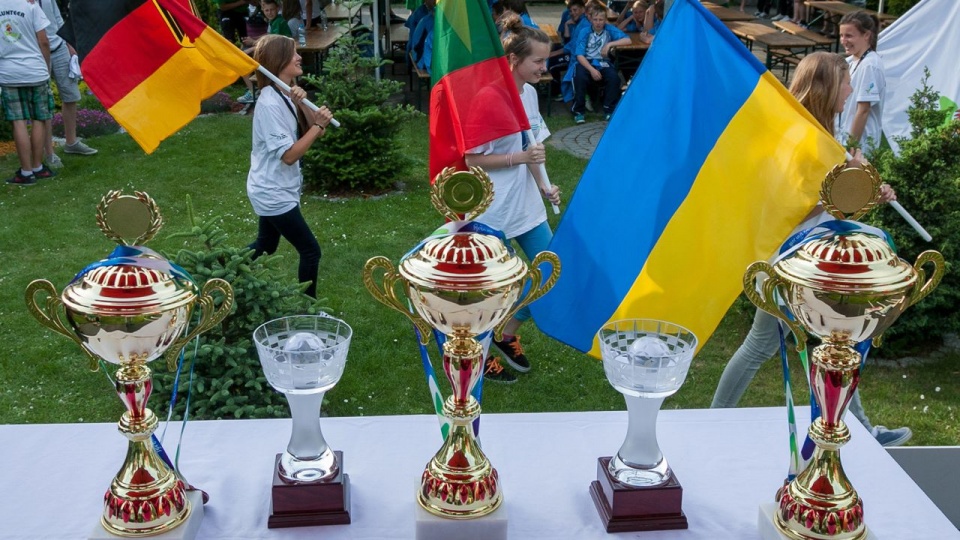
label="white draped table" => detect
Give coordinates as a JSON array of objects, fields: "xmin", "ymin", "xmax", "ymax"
[{"xmin": 1, "ymin": 407, "xmax": 956, "ymax": 539}]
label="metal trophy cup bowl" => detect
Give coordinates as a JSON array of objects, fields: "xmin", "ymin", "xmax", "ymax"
[
  {"xmin": 590, "ymin": 319, "xmax": 697, "ymax": 532},
  {"xmin": 24, "ymin": 191, "xmax": 233, "ymax": 537},
  {"xmin": 362, "ymin": 168, "xmax": 561, "ymax": 520},
  {"xmin": 743, "ymin": 165, "xmax": 945, "ymax": 540},
  {"xmin": 253, "ymin": 314, "xmax": 353, "ymax": 528}
]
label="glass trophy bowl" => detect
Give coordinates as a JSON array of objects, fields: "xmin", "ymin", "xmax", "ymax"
[
  {"xmin": 254, "ymin": 314, "xmax": 352, "ymax": 484},
  {"xmin": 598, "ymin": 319, "xmax": 697, "ymax": 487}
]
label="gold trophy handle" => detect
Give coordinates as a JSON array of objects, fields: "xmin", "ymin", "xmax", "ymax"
[
  {"xmin": 163, "ymin": 278, "xmax": 235, "ymax": 371},
  {"xmin": 363, "ymin": 256, "xmax": 433, "ymax": 345},
  {"xmin": 908, "ymin": 250, "xmax": 946, "ymax": 307},
  {"xmin": 25, "ymin": 279, "xmax": 101, "ymax": 371},
  {"xmin": 743, "ymin": 262, "xmax": 807, "ymax": 353},
  {"xmin": 495, "ymin": 251, "xmax": 561, "ymax": 341}
]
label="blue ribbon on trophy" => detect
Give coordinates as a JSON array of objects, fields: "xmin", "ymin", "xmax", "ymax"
[
  {"xmin": 71, "ymin": 245, "xmax": 195, "ymax": 286},
  {"xmin": 405, "ymin": 220, "xmax": 512, "ymax": 439}
]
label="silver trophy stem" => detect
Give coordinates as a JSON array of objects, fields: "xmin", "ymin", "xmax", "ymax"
[
  {"xmin": 609, "ymin": 394, "xmax": 670, "ymax": 487},
  {"xmin": 280, "ymin": 391, "xmax": 338, "ymax": 483}
]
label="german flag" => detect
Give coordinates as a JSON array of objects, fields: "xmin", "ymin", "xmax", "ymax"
[{"xmin": 60, "ymin": 0, "xmax": 258, "ymax": 153}]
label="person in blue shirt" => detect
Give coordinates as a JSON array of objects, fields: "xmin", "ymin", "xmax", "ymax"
[
  {"xmin": 495, "ymin": 0, "xmax": 539, "ymax": 29},
  {"xmin": 572, "ymin": 4, "xmax": 631, "ymax": 122},
  {"xmin": 409, "ymin": 0, "xmax": 435, "ymax": 75}
]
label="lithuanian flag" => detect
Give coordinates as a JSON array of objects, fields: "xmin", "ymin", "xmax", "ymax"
[
  {"xmin": 60, "ymin": 0, "xmax": 258, "ymax": 153},
  {"xmin": 429, "ymin": 0, "xmax": 530, "ymax": 181}
]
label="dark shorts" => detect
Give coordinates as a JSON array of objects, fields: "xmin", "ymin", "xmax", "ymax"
[{"xmin": 1, "ymin": 84, "xmax": 54, "ymax": 122}]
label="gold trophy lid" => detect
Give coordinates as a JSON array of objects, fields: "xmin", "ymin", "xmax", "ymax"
[
  {"xmin": 775, "ymin": 232, "xmax": 918, "ymax": 295},
  {"xmin": 61, "ymin": 191, "xmax": 198, "ymax": 316},
  {"xmin": 400, "ymin": 233, "xmax": 528, "ymax": 290}
]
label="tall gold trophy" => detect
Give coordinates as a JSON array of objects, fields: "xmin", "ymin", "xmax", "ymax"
[
  {"xmin": 744, "ymin": 166, "xmax": 944, "ymax": 540},
  {"xmin": 26, "ymin": 191, "xmax": 233, "ymax": 537},
  {"xmin": 363, "ymin": 168, "xmax": 560, "ymax": 519}
]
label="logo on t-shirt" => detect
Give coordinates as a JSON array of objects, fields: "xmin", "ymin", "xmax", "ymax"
[{"xmin": 2, "ymin": 19, "xmax": 23, "ymax": 43}]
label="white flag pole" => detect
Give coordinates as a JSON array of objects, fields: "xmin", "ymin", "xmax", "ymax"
[
  {"xmin": 844, "ymin": 152, "xmax": 931, "ymax": 241},
  {"xmin": 256, "ymin": 65, "xmax": 341, "ymax": 128},
  {"xmin": 525, "ymin": 130, "xmax": 560, "ymax": 215}
]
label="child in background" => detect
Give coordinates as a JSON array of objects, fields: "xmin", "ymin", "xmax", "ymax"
[
  {"xmin": 239, "ymin": 0, "xmax": 293, "ymax": 104},
  {"xmin": 838, "ymin": 11, "xmax": 884, "ymax": 154},
  {"xmin": 572, "ymin": 4, "xmax": 631, "ymax": 123},
  {"xmin": 0, "ymin": 0, "xmax": 54, "ymax": 185},
  {"xmin": 464, "ymin": 14, "xmax": 561, "ymax": 383}
]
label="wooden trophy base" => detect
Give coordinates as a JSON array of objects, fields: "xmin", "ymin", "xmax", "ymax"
[
  {"xmin": 589, "ymin": 456, "xmax": 688, "ymax": 533},
  {"xmin": 268, "ymin": 452, "xmax": 351, "ymax": 528}
]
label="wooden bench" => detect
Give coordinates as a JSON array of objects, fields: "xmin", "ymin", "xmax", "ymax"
[
  {"xmin": 409, "ymin": 52, "xmax": 431, "ymax": 111},
  {"xmin": 773, "ymin": 20, "xmax": 834, "ymax": 51}
]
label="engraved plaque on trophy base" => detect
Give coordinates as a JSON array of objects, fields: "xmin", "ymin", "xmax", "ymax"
[
  {"xmin": 758, "ymin": 502, "xmax": 877, "ymax": 540},
  {"xmin": 414, "ymin": 481, "xmax": 508, "ymax": 540},
  {"xmin": 268, "ymin": 452, "xmax": 351, "ymax": 528},
  {"xmin": 590, "ymin": 457, "xmax": 688, "ymax": 533},
  {"xmin": 89, "ymin": 490, "xmax": 204, "ymax": 540}
]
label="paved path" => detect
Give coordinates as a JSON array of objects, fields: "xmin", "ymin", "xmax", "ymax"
[{"xmin": 549, "ymin": 122, "xmax": 607, "ymax": 160}]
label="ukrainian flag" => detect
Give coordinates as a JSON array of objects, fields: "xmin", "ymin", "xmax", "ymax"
[{"xmin": 530, "ymin": 0, "xmax": 845, "ymax": 356}]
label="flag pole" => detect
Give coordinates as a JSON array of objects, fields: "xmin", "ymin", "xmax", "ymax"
[
  {"xmin": 844, "ymin": 152, "xmax": 931, "ymax": 240},
  {"xmin": 524, "ymin": 130, "xmax": 560, "ymax": 215},
  {"xmin": 256, "ymin": 65, "xmax": 342, "ymax": 128}
]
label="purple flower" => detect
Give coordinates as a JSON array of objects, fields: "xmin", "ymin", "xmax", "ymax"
[{"xmin": 51, "ymin": 109, "xmax": 119, "ymax": 138}]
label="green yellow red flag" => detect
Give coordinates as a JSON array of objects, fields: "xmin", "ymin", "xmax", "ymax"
[
  {"xmin": 429, "ymin": 0, "xmax": 530, "ymax": 181},
  {"xmin": 60, "ymin": 0, "xmax": 258, "ymax": 153}
]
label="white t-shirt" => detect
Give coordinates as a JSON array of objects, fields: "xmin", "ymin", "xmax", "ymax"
[
  {"xmin": 839, "ymin": 51, "xmax": 885, "ymax": 153},
  {"xmin": 247, "ymin": 86, "xmax": 302, "ymax": 217},
  {"xmin": 0, "ymin": 0, "xmax": 50, "ymax": 86},
  {"xmin": 38, "ymin": 0, "xmax": 63, "ymax": 52},
  {"xmin": 470, "ymin": 84, "xmax": 550, "ymax": 239}
]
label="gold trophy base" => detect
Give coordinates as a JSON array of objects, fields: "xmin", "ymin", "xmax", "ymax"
[
  {"xmin": 590, "ymin": 457, "xmax": 688, "ymax": 533},
  {"xmin": 268, "ymin": 452, "xmax": 351, "ymax": 528},
  {"xmin": 759, "ymin": 503, "xmax": 876, "ymax": 540},
  {"xmin": 90, "ymin": 490, "xmax": 204, "ymax": 540}
]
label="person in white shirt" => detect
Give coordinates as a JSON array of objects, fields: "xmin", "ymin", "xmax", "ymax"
[
  {"xmin": 0, "ymin": 0, "xmax": 53, "ymax": 185},
  {"xmin": 37, "ymin": 0, "xmax": 97, "ymax": 166},
  {"xmin": 465, "ymin": 14, "xmax": 561, "ymax": 383},
  {"xmin": 838, "ymin": 11, "xmax": 885, "ymax": 154},
  {"xmin": 246, "ymin": 35, "xmax": 332, "ymax": 298}
]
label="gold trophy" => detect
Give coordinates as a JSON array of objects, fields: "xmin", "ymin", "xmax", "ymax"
[
  {"xmin": 744, "ymin": 165, "xmax": 945, "ymax": 540},
  {"xmin": 26, "ymin": 191, "xmax": 233, "ymax": 537},
  {"xmin": 362, "ymin": 168, "xmax": 560, "ymax": 519}
]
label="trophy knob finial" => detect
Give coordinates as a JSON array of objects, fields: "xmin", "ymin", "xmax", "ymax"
[
  {"xmin": 819, "ymin": 162, "xmax": 883, "ymax": 221},
  {"xmin": 430, "ymin": 167, "xmax": 495, "ymax": 221}
]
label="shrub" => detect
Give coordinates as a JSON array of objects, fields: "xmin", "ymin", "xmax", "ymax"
[
  {"xmin": 50, "ymin": 108, "xmax": 119, "ymax": 138},
  {"xmin": 301, "ymin": 30, "xmax": 419, "ymax": 194},
  {"xmin": 867, "ymin": 71, "xmax": 960, "ymax": 356},
  {"xmin": 153, "ymin": 199, "xmax": 328, "ymax": 420},
  {"xmin": 200, "ymin": 91, "xmax": 234, "ymax": 114}
]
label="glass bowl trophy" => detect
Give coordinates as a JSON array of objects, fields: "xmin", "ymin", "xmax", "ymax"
[
  {"xmin": 25, "ymin": 191, "xmax": 234, "ymax": 538},
  {"xmin": 253, "ymin": 314, "xmax": 353, "ymax": 528},
  {"xmin": 745, "ymin": 164, "xmax": 944, "ymax": 540},
  {"xmin": 591, "ymin": 319, "xmax": 697, "ymax": 532},
  {"xmin": 362, "ymin": 168, "xmax": 560, "ymax": 537}
]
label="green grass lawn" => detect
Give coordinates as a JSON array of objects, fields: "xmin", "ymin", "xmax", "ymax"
[{"xmin": 1, "ymin": 110, "xmax": 956, "ymax": 446}]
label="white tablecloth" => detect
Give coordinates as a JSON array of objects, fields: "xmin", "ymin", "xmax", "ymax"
[{"xmin": 1, "ymin": 407, "xmax": 956, "ymax": 539}]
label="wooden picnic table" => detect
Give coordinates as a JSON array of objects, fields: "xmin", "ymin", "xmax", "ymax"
[
  {"xmin": 773, "ymin": 19, "xmax": 834, "ymax": 51},
  {"xmin": 541, "ymin": 23, "xmax": 561, "ymax": 46},
  {"xmin": 726, "ymin": 21, "xmax": 816, "ymax": 71},
  {"xmin": 803, "ymin": 2, "xmax": 896, "ymax": 49},
  {"xmin": 297, "ymin": 25, "xmax": 348, "ymax": 71},
  {"xmin": 611, "ymin": 32, "xmax": 651, "ymax": 76},
  {"xmin": 701, "ymin": 1, "xmax": 756, "ymax": 21},
  {"xmin": 324, "ymin": 3, "xmax": 360, "ymax": 22}
]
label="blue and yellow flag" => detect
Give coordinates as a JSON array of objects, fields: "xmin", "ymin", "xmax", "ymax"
[{"xmin": 530, "ymin": 0, "xmax": 845, "ymax": 356}]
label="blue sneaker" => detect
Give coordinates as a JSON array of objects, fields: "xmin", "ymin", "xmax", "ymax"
[
  {"xmin": 871, "ymin": 425, "xmax": 912, "ymax": 447},
  {"xmin": 574, "ymin": 113, "xmax": 585, "ymax": 124}
]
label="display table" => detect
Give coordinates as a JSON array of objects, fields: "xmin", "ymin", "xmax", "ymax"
[{"xmin": 1, "ymin": 408, "xmax": 956, "ymax": 539}]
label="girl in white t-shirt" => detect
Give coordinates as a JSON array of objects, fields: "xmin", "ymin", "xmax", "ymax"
[
  {"xmin": 246, "ymin": 35, "xmax": 333, "ymax": 298},
  {"xmin": 465, "ymin": 14, "xmax": 561, "ymax": 381},
  {"xmin": 713, "ymin": 52, "xmax": 907, "ymax": 446},
  {"xmin": 838, "ymin": 12, "xmax": 885, "ymax": 154}
]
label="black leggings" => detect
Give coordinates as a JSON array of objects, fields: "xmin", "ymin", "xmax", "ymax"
[{"xmin": 249, "ymin": 206, "xmax": 321, "ymax": 298}]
